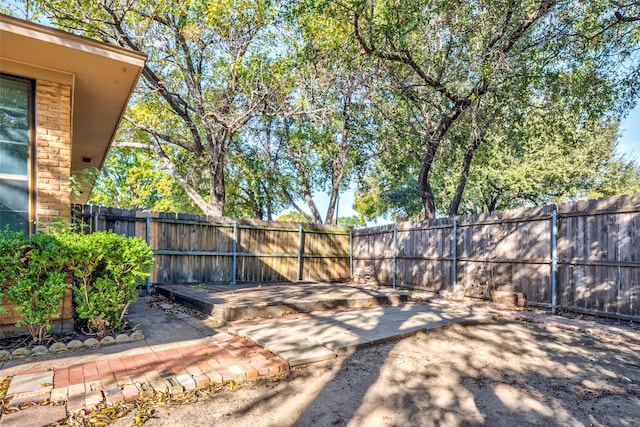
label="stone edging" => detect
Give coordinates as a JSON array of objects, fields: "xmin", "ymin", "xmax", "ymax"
[{"xmin": 0, "ymin": 331, "xmax": 145, "ymax": 362}]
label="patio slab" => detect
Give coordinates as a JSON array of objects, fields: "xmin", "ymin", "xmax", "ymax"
[
  {"xmin": 267, "ymin": 340, "xmax": 337, "ymax": 366},
  {"xmin": 3, "ymin": 282, "xmax": 636, "ymax": 423},
  {"xmin": 231, "ymin": 301, "xmax": 498, "ymax": 364},
  {"xmin": 0, "ymin": 404, "xmax": 67, "ymax": 427},
  {"xmin": 156, "ymin": 282, "xmax": 410, "ymax": 321},
  {"xmin": 6, "ymin": 370, "xmax": 53, "ymax": 395}
]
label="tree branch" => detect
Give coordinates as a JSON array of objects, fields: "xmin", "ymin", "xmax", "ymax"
[
  {"xmin": 123, "ymin": 116, "xmax": 195, "ymax": 152},
  {"xmin": 282, "ymin": 190, "xmax": 316, "ymax": 222},
  {"xmin": 352, "ymin": 10, "xmax": 462, "ymax": 104}
]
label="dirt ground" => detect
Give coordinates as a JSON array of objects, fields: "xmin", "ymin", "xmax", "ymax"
[{"xmin": 108, "ymin": 319, "xmax": 640, "ymax": 427}]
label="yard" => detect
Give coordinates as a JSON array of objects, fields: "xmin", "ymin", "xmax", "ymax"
[{"xmin": 109, "ymin": 318, "xmax": 640, "ymax": 427}]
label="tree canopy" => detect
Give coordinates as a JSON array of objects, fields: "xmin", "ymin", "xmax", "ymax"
[
  {"xmin": 11, "ymin": 0, "xmax": 640, "ymax": 223},
  {"xmin": 340, "ymin": 0, "xmax": 640, "ymax": 218}
]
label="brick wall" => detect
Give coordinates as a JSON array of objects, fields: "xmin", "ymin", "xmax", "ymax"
[{"xmin": 35, "ymin": 79, "xmax": 72, "ymax": 229}]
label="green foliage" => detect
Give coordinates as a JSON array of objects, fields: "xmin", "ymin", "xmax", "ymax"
[
  {"xmin": 340, "ymin": 0, "xmax": 640, "ymax": 218},
  {"xmin": 0, "ymin": 229, "xmax": 154, "ymax": 340},
  {"xmin": 337, "ymin": 215, "xmax": 365, "ymax": 228},
  {"xmin": 276, "ymin": 210, "xmax": 364, "ymax": 227},
  {"xmin": 271, "ymin": 8, "xmax": 379, "ymax": 223},
  {"xmin": 26, "ymin": 0, "xmax": 381, "ymax": 224},
  {"xmin": 30, "ymin": 0, "xmax": 288, "ymax": 217},
  {"xmin": 356, "ymin": 106, "xmax": 640, "ymax": 217},
  {"xmin": 276, "ymin": 211, "xmax": 311, "ymax": 223},
  {"xmin": 583, "ymin": 154, "xmax": 640, "ymax": 199},
  {"xmin": 2, "ymin": 232, "xmax": 69, "ymax": 342},
  {"xmin": 62, "ymin": 232, "xmax": 154, "ymax": 336},
  {"xmin": 67, "ymin": 168, "xmax": 101, "ymax": 202},
  {"xmin": 0, "ymin": 228, "xmax": 25, "ymax": 315},
  {"xmin": 89, "ymin": 148, "xmax": 198, "ymax": 214},
  {"xmin": 226, "ymin": 121, "xmax": 295, "ymax": 220},
  {"xmin": 444, "ymin": 106, "xmax": 640, "ymax": 213},
  {"xmin": 20, "ymin": 0, "xmax": 640, "ymax": 223}
]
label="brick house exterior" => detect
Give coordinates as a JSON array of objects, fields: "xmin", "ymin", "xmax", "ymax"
[
  {"xmin": 35, "ymin": 80, "xmax": 73, "ymax": 227},
  {"xmin": 0, "ymin": 14, "xmax": 145, "ymax": 336}
]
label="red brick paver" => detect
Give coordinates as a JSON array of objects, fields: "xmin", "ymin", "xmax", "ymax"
[
  {"xmin": 53, "ymin": 368, "xmax": 70, "ymax": 388},
  {"xmin": 4, "ymin": 334, "xmax": 289, "ymax": 415}
]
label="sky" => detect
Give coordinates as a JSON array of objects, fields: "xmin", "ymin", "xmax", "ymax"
[{"xmin": 619, "ymin": 103, "xmax": 640, "ymax": 158}]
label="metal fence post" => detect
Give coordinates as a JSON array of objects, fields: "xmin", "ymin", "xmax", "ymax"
[
  {"xmin": 551, "ymin": 210, "xmax": 558, "ymax": 314},
  {"xmin": 349, "ymin": 230, "xmax": 353, "ymax": 280},
  {"xmin": 232, "ymin": 222, "xmax": 238, "ymax": 285},
  {"xmin": 145, "ymin": 216, "xmax": 151, "ymax": 295},
  {"xmin": 297, "ymin": 226, "xmax": 304, "ymax": 281},
  {"xmin": 92, "ymin": 209, "xmax": 99, "ymax": 233},
  {"xmin": 452, "ymin": 219, "xmax": 458, "ymax": 291},
  {"xmin": 392, "ymin": 225, "xmax": 398, "ymax": 289}
]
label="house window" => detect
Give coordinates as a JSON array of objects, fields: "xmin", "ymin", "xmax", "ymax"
[{"xmin": 0, "ymin": 74, "xmax": 33, "ymax": 236}]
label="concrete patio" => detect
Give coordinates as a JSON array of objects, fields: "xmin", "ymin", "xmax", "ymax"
[{"xmin": 155, "ymin": 282, "xmax": 411, "ymax": 321}]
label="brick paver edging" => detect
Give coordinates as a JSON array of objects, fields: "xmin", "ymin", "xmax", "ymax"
[{"xmin": 3, "ymin": 333, "xmax": 288, "ymax": 415}]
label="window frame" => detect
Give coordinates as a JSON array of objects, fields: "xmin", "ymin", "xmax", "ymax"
[{"xmin": 0, "ymin": 73, "xmax": 36, "ymax": 236}]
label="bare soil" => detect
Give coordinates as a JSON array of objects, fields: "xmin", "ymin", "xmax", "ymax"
[{"xmin": 109, "ymin": 319, "xmax": 640, "ymax": 427}]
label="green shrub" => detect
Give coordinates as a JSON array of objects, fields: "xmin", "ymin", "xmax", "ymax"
[
  {"xmin": 0, "ymin": 229, "xmax": 154, "ymax": 340},
  {"xmin": 3, "ymin": 233, "xmax": 69, "ymax": 342},
  {"xmin": 0, "ymin": 228, "xmax": 25, "ymax": 315},
  {"xmin": 64, "ymin": 232, "xmax": 154, "ymax": 336},
  {"xmin": 0, "ymin": 228, "xmax": 24, "ymax": 314}
]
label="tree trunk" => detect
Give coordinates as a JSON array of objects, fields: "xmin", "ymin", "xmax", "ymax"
[
  {"xmin": 448, "ymin": 134, "xmax": 482, "ymax": 216},
  {"xmin": 325, "ymin": 170, "xmax": 344, "ymax": 224},
  {"xmin": 325, "ymin": 95, "xmax": 352, "ymax": 224},
  {"xmin": 209, "ymin": 160, "xmax": 225, "ymax": 217},
  {"xmin": 418, "ymin": 144, "xmax": 438, "ymax": 219}
]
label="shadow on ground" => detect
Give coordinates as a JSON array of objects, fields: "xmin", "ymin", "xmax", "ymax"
[{"xmin": 110, "ymin": 317, "xmax": 640, "ymax": 426}]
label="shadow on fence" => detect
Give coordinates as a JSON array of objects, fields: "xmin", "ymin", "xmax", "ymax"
[
  {"xmin": 73, "ymin": 192, "xmax": 640, "ymax": 320},
  {"xmin": 352, "ymin": 193, "xmax": 640, "ymax": 320}
]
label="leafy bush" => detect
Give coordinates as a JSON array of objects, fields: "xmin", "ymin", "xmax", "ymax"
[
  {"xmin": 2, "ymin": 232, "xmax": 69, "ymax": 342},
  {"xmin": 0, "ymin": 229, "xmax": 154, "ymax": 340},
  {"xmin": 0, "ymin": 229, "xmax": 19, "ymax": 313},
  {"xmin": 0, "ymin": 228, "xmax": 25, "ymax": 315},
  {"xmin": 63, "ymin": 232, "xmax": 154, "ymax": 336}
]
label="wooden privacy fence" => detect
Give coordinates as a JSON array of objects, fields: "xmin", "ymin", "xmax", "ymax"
[
  {"xmin": 352, "ymin": 194, "xmax": 640, "ymax": 320},
  {"xmin": 74, "ymin": 192, "xmax": 640, "ymax": 320},
  {"xmin": 72, "ymin": 206, "xmax": 351, "ymax": 287}
]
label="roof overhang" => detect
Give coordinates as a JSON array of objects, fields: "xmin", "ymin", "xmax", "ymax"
[{"xmin": 0, "ymin": 13, "xmax": 146, "ymax": 203}]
